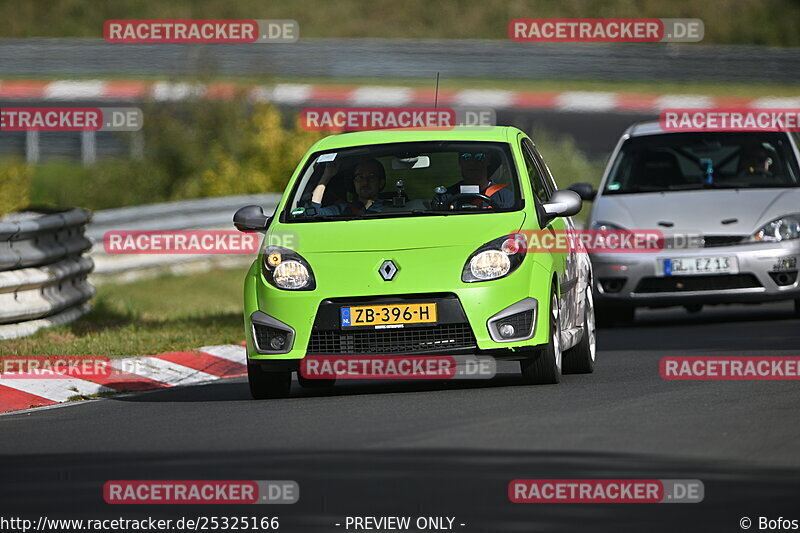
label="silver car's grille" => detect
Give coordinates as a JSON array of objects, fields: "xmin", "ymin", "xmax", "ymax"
[
  {"xmin": 634, "ymin": 274, "xmax": 762, "ymax": 293},
  {"xmin": 703, "ymin": 236, "xmax": 745, "ymax": 247}
]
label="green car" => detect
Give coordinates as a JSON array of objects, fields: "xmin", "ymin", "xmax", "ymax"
[{"xmin": 234, "ymin": 126, "xmax": 596, "ymax": 398}]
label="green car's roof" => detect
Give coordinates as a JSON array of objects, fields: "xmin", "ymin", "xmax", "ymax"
[{"xmin": 310, "ymin": 126, "xmax": 524, "ymax": 152}]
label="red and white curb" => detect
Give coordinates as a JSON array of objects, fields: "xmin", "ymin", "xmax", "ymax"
[
  {"xmin": 0, "ymin": 344, "xmax": 247, "ymax": 414},
  {"xmin": 1, "ymin": 80, "xmax": 798, "ymax": 113}
]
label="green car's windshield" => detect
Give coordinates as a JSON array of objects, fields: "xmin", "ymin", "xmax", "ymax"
[
  {"xmin": 284, "ymin": 141, "xmax": 521, "ymax": 221},
  {"xmin": 604, "ymin": 132, "xmax": 800, "ymax": 194}
]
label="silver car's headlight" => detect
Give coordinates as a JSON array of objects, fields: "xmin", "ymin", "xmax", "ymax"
[{"xmin": 748, "ymin": 215, "xmax": 800, "ymax": 243}]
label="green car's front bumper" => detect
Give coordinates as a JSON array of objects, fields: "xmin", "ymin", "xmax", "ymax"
[{"xmin": 243, "ymin": 246, "xmax": 556, "ymax": 362}]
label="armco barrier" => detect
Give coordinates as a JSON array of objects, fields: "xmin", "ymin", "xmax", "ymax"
[
  {"xmin": 0, "ymin": 209, "xmax": 94, "ymax": 340},
  {"xmin": 88, "ymin": 194, "xmax": 280, "ymax": 278}
]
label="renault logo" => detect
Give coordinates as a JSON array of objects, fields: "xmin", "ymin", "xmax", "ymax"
[{"xmin": 379, "ymin": 260, "xmax": 398, "ymax": 281}]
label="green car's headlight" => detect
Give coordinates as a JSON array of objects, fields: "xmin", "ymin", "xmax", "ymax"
[
  {"xmin": 748, "ymin": 214, "xmax": 800, "ymax": 243},
  {"xmin": 462, "ymin": 234, "xmax": 526, "ymax": 283},
  {"xmin": 262, "ymin": 246, "xmax": 316, "ymax": 290},
  {"xmin": 470, "ymin": 250, "xmax": 511, "ymax": 280}
]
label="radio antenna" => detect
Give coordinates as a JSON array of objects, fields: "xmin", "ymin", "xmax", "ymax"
[{"xmin": 434, "ymin": 72, "xmax": 440, "ymax": 109}]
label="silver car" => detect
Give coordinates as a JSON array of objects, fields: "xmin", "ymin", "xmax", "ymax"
[{"xmin": 568, "ymin": 121, "xmax": 800, "ymax": 326}]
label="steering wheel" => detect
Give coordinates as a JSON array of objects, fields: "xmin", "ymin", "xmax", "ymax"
[{"xmin": 447, "ymin": 193, "xmax": 501, "ymax": 210}]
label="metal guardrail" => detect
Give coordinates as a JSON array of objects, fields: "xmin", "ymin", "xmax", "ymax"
[
  {"xmin": 0, "ymin": 209, "xmax": 94, "ymax": 340},
  {"xmin": 88, "ymin": 194, "xmax": 280, "ymax": 278},
  {"xmin": 1, "ymin": 38, "xmax": 799, "ymax": 83}
]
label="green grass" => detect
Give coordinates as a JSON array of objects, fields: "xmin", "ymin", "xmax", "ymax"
[
  {"xmin": 0, "ymin": 268, "xmax": 249, "ymax": 357},
  {"xmin": 2, "ymin": 0, "xmax": 800, "ymax": 46}
]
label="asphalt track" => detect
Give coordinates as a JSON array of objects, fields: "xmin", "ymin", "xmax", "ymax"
[{"xmin": 1, "ymin": 301, "xmax": 799, "ymax": 532}]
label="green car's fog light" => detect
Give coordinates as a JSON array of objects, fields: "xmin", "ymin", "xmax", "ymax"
[
  {"xmin": 270, "ymin": 334, "xmax": 287, "ymax": 350},
  {"xmin": 499, "ymin": 323, "xmax": 515, "ymax": 338}
]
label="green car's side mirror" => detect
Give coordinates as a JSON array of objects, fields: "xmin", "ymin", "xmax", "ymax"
[{"xmin": 233, "ymin": 205, "xmax": 271, "ymax": 232}]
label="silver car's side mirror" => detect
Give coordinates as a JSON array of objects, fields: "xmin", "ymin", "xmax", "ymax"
[{"xmin": 542, "ymin": 190, "xmax": 582, "ymax": 218}]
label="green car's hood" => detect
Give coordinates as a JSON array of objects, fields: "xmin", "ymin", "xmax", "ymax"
[{"xmin": 274, "ymin": 212, "xmax": 527, "ymax": 253}]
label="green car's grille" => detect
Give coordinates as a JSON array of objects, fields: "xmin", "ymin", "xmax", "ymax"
[{"xmin": 307, "ymin": 323, "xmax": 477, "ymax": 355}]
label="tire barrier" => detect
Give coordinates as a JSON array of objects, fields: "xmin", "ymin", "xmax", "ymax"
[{"xmin": 0, "ymin": 208, "xmax": 94, "ymax": 340}]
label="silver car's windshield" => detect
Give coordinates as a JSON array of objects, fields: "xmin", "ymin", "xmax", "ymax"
[{"xmin": 604, "ymin": 132, "xmax": 800, "ymax": 194}]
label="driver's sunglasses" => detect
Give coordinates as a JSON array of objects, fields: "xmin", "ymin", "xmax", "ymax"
[{"xmin": 460, "ymin": 152, "xmax": 487, "ymax": 162}]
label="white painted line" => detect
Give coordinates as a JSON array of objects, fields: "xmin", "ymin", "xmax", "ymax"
[
  {"xmin": 151, "ymin": 82, "xmax": 207, "ymax": 101},
  {"xmin": 44, "ymin": 80, "xmax": 106, "ymax": 100},
  {"xmin": 556, "ymin": 91, "xmax": 618, "ymax": 112},
  {"xmin": 0, "ymin": 375, "xmax": 111, "ymax": 402},
  {"xmin": 348, "ymin": 86, "xmax": 412, "ymax": 106},
  {"xmin": 111, "ymin": 357, "xmax": 218, "ymax": 386},
  {"xmin": 198, "ymin": 345, "xmax": 247, "ymax": 364},
  {"xmin": 268, "ymin": 84, "xmax": 313, "ymax": 104},
  {"xmin": 655, "ymin": 94, "xmax": 714, "ymax": 109},
  {"xmin": 749, "ymin": 97, "xmax": 800, "ymax": 109},
  {"xmin": 453, "ymin": 90, "xmax": 513, "ymax": 108}
]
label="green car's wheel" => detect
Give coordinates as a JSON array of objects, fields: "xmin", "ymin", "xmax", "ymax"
[
  {"xmin": 563, "ymin": 285, "xmax": 596, "ymax": 374},
  {"xmin": 247, "ymin": 364, "xmax": 291, "ymax": 399},
  {"xmin": 794, "ymin": 299, "xmax": 800, "ymax": 316},
  {"xmin": 297, "ymin": 372, "xmax": 336, "ymax": 389},
  {"xmin": 521, "ymin": 288, "xmax": 562, "ymax": 385}
]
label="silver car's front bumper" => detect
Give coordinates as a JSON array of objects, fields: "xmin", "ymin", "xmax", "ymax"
[{"xmin": 591, "ymin": 239, "xmax": 800, "ymax": 307}]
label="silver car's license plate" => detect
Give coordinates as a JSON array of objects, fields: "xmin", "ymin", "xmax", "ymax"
[{"xmin": 661, "ymin": 256, "xmax": 738, "ymax": 276}]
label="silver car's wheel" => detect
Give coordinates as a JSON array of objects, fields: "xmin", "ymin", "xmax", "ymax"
[
  {"xmin": 520, "ymin": 288, "xmax": 562, "ymax": 384},
  {"xmin": 563, "ymin": 285, "xmax": 596, "ymax": 374}
]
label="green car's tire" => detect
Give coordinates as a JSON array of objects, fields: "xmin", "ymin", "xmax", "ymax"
[
  {"xmin": 563, "ymin": 285, "xmax": 596, "ymax": 375},
  {"xmin": 297, "ymin": 372, "xmax": 336, "ymax": 389},
  {"xmin": 794, "ymin": 299, "xmax": 800, "ymax": 316},
  {"xmin": 248, "ymin": 364, "xmax": 292, "ymax": 399},
  {"xmin": 521, "ymin": 289, "xmax": 562, "ymax": 385}
]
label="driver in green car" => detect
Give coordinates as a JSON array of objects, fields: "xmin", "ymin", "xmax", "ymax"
[
  {"xmin": 445, "ymin": 151, "xmax": 515, "ymax": 208},
  {"xmin": 307, "ymin": 158, "xmax": 388, "ymax": 216}
]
